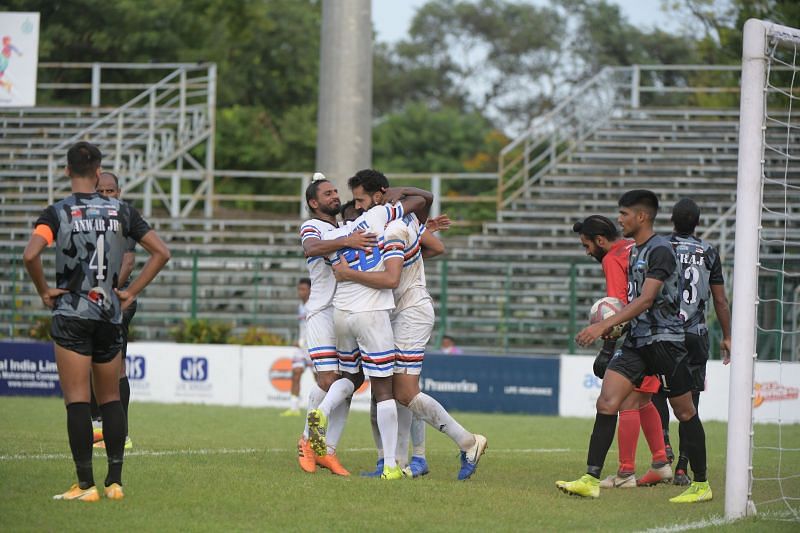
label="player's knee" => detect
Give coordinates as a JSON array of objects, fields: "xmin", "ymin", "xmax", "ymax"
[
  {"xmin": 673, "ymin": 404, "xmax": 697, "ymax": 421},
  {"xmin": 394, "ymin": 389, "xmax": 414, "ymax": 406},
  {"xmin": 596, "ymin": 395, "xmax": 621, "ymax": 415},
  {"xmin": 317, "ymin": 372, "xmax": 338, "ymax": 391}
]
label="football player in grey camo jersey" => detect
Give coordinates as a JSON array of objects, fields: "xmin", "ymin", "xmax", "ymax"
[
  {"xmin": 559, "ymin": 190, "xmax": 712, "ymax": 504},
  {"xmin": 653, "ymin": 197, "xmax": 732, "ymax": 486},
  {"xmin": 23, "ymin": 142, "xmax": 170, "ymax": 502}
]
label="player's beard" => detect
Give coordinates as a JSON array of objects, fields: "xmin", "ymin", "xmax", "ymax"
[{"xmin": 318, "ymin": 202, "xmax": 341, "ymax": 216}]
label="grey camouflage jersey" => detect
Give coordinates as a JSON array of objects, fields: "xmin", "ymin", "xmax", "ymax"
[
  {"xmin": 670, "ymin": 233, "xmax": 724, "ymax": 335},
  {"xmin": 624, "ymin": 234, "xmax": 685, "ymax": 348},
  {"xmin": 35, "ymin": 192, "xmax": 151, "ymax": 324}
]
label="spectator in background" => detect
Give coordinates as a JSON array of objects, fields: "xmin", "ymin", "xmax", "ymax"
[{"xmin": 441, "ymin": 335, "xmax": 463, "ymax": 355}]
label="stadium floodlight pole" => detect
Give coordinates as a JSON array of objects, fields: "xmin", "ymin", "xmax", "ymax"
[{"xmin": 315, "ymin": 0, "xmax": 372, "ymax": 195}]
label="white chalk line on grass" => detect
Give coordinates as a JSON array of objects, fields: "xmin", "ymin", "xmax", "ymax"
[
  {"xmin": 0, "ymin": 447, "xmax": 571, "ymax": 462},
  {"xmin": 638, "ymin": 509, "xmax": 799, "ymax": 532}
]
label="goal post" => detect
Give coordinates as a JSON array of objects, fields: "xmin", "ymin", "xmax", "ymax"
[{"xmin": 726, "ymin": 18, "xmax": 800, "ymax": 521}]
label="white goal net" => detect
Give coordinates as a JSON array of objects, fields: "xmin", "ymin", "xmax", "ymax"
[{"xmin": 727, "ymin": 18, "xmax": 800, "ymax": 522}]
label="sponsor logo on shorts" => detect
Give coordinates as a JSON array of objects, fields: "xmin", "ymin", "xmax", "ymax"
[
  {"xmin": 180, "ymin": 357, "xmax": 208, "ymax": 382},
  {"xmin": 126, "ymin": 355, "xmax": 146, "ymax": 380}
]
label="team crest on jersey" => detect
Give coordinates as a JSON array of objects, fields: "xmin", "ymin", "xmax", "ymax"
[{"xmin": 88, "ymin": 286, "xmax": 110, "ymax": 309}]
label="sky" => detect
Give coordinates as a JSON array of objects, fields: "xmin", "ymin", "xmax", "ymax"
[{"xmin": 372, "ymin": 0, "xmax": 680, "ymax": 43}]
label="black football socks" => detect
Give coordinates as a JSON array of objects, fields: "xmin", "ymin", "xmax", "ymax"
[{"xmin": 66, "ymin": 402, "xmax": 94, "ymax": 489}]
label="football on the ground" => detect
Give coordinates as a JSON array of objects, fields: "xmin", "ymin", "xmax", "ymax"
[{"xmin": 589, "ymin": 296, "xmax": 627, "ymax": 339}]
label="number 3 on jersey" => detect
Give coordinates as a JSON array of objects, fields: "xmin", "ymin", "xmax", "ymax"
[
  {"xmin": 682, "ymin": 265, "xmax": 700, "ymax": 304},
  {"xmin": 89, "ymin": 234, "xmax": 107, "ymax": 281}
]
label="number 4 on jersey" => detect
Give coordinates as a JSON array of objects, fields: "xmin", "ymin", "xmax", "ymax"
[{"xmin": 89, "ymin": 234, "xmax": 106, "ymax": 281}]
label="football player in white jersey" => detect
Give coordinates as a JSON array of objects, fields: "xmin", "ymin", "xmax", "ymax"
[
  {"xmin": 331, "ymin": 176, "xmax": 488, "ymax": 481},
  {"xmin": 307, "ymin": 169, "xmax": 433, "ymax": 480},
  {"xmin": 281, "ymin": 278, "xmax": 313, "ymax": 417},
  {"xmin": 296, "ymin": 175, "xmax": 377, "ymax": 476}
]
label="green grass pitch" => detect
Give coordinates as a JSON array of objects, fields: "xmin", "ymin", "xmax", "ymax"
[{"xmin": 0, "ymin": 396, "xmax": 797, "ymax": 532}]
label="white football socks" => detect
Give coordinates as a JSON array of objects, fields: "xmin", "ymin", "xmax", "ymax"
[
  {"xmin": 290, "ymin": 394, "xmax": 300, "ymax": 411},
  {"xmin": 395, "ymin": 403, "xmax": 412, "ymax": 468},
  {"xmin": 369, "ymin": 397, "xmax": 384, "ymax": 459},
  {"xmin": 303, "ymin": 384, "xmax": 327, "ymax": 439},
  {"xmin": 326, "ymin": 396, "xmax": 351, "ymax": 455},
  {"xmin": 408, "ymin": 392, "xmax": 475, "ymax": 451},
  {"xmin": 376, "ymin": 399, "xmax": 398, "ymax": 468},
  {"xmin": 317, "ymin": 378, "xmax": 355, "ymax": 419},
  {"xmin": 411, "ymin": 413, "xmax": 427, "ymax": 458}
]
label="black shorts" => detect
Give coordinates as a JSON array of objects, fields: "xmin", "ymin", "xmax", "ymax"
[
  {"xmin": 685, "ymin": 332, "xmax": 709, "ymax": 392},
  {"xmin": 50, "ymin": 315, "xmax": 123, "ymax": 363},
  {"xmin": 607, "ymin": 341, "xmax": 693, "ymax": 398},
  {"xmin": 121, "ymin": 301, "xmax": 137, "ymax": 358}
]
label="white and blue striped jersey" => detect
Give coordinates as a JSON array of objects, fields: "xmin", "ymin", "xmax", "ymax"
[
  {"xmin": 326, "ymin": 203, "xmax": 405, "ymax": 312},
  {"xmin": 384, "ymin": 214, "xmax": 432, "ymax": 313},
  {"xmin": 299, "ymin": 218, "xmax": 338, "ymax": 317}
]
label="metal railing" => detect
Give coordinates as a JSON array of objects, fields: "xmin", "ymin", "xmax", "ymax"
[
  {"xmin": 494, "ymin": 64, "xmax": 797, "ymax": 276},
  {"xmin": 497, "ymin": 67, "xmax": 627, "ymax": 210},
  {"xmin": 4, "ymin": 250, "xmax": 752, "ymax": 358},
  {"xmin": 31, "ymin": 63, "xmax": 217, "ymax": 219},
  {"xmin": 37, "ymin": 62, "xmax": 209, "ymax": 107},
  {"xmin": 120, "ymin": 171, "xmax": 498, "ymax": 225}
]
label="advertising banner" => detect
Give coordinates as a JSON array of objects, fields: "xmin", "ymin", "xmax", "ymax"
[
  {"xmin": 125, "ymin": 343, "xmax": 242, "ymax": 405},
  {"xmin": 0, "ymin": 340, "xmax": 60, "ymax": 396},
  {"xmin": 0, "ymin": 12, "xmax": 39, "ymax": 107},
  {"xmin": 240, "ymin": 346, "xmax": 372, "ymax": 411},
  {"xmin": 558, "ymin": 354, "xmax": 800, "ymax": 423},
  {"xmin": 422, "ymin": 353, "xmax": 560, "ymax": 415}
]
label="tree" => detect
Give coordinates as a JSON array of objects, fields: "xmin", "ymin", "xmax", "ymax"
[
  {"xmin": 375, "ymin": 0, "xmax": 567, "ymax": 133},
  {"xmin": 373, "ymin": 103, "xmax": 496, "ymax": 173}
]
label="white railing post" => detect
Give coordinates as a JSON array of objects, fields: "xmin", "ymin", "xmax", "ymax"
[
  {"xmin": 47, "ymin": 154, "xmax": 55, "ymax": 205},
  {"xmin": 147, "ymin": 90, "xmax": 156, "ymax": 167},
  {"xmin": 300, "ymin": 173, "xmax": 311, "ymax": 219},
  {"xmin": 431, "ymin": 174, "xmax": 441, "ymax": 218},
  {"xmin": 91, "ymin": 63, "xmax": 101, "ymax": 108},
  {"xmin": 114, "ymin": 111, "xmax": 124, "ymax": 174},
  {"xmin": 144, "ymin": 177, "xmax": 152, "ymax": 218},
  {"xmin": 205, "ymin": 64, "xmax": 217, "ymax": 224},
  {"xmin": 171, "ymin": 172, "xmax": 181, "ymax": 218},
  {"xmin": 178, "ymin": 68, "xmax": 187, "ymax": 143},
  {"xmin": 631, "ymin": 64, "xmax": 641, "ymax": 109}
]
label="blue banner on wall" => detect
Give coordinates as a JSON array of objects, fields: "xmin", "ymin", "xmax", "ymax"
[
  {"xmin": 0, "ymin": 341, "xmax": 61, "ymax": 397},
  {"xmin": 421, "ymin": 353, "xmax": 559, "ymax": 415}
]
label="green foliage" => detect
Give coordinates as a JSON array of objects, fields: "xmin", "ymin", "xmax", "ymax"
[
  {"xmin": 171, "ymin": 319, "xmax": 232, "ymax": 344},
  {"xmin": 231, "ymin": 327, "xmax": 288, "ymax": 346},
  {"xmin": 373, "ymin": 104, "xmax": 495, "ymax": 173},
  {"xmin": 27, "ymin": 316, "xmax": 52, "ymax": 341}
]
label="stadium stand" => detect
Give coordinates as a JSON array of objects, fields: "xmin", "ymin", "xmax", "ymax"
[{"xmin": 2, "ymin": 64, "xmax": 798, "ymax": 354}]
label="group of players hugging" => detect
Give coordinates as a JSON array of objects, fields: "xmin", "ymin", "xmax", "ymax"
[{"xmin": 295, "ymin": 169, "xmax": 487, "ymax": 481}]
